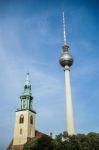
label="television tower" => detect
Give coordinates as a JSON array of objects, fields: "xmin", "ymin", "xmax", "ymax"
[{"xmin": 59, "ymin": 12, "xmax": 75, "ymax": 135}]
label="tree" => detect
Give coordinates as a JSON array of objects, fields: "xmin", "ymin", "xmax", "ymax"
[
  {"xmin": 23, "ymin": 132, "xmax": 99, "ymax": 150},
  {"xmin": 24, "ymin": 135, "xmax": 54, "ymax": 150}
]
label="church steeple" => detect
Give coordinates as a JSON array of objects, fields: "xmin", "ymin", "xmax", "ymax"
[
  {"xmin": 13, "ymin": 73, "xmax": 36, "ymax": 147},
  {"xmin": 19, "ymin": 73, "xmax": 34, "ymax": 111}
]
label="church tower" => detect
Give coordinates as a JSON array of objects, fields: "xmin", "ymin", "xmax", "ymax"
[{"xmin": 13, "ymin": 73, "xmax": 36, "ymax": 149}]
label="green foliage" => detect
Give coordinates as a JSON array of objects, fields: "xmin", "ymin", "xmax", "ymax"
[
  {"xmin": 24, "ymin": 135, "xmax": 54, "ymax": 150},
  {"xmin": 23, "ymin": 132, "xmax": 99, "ymax": 150}
]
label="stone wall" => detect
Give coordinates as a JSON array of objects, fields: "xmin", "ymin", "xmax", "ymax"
[
  {"xmin": 12, "ymin": 145, "xmax": 24, "ymax": 150},
  {"xmin": 6, "ymin": 140, "xmax": 24, "ymax": 150}
]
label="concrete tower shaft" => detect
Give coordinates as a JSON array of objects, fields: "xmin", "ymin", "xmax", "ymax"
[{"xmin": 64, "ymin": 65, "xmax": 75, "ymax": 135}]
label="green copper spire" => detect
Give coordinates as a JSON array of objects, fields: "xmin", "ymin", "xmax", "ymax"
[
  {"xmin": 19, "ymin": 72, "xmax": 34, "ymax": 111},
  {"xmin": 24, "ymin": 72, "xmax": 31, "ymax": 96}
]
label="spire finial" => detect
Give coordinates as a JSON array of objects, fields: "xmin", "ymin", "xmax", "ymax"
[
  {"xmin": 24, "ymin": 72, "xmax": 31, "ymax": 87},
  {"xmin": 26, "ymin": 72, "xmax": 30, "ymax": 81},
  {"xmin": 63, "ymin": 11, "xmax": 67, "ymax": 45}
]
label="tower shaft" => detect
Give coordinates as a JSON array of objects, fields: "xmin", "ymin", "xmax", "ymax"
[
  {"xmin": 13, "ymin": 110, "xmax": 36, "ymax": 146},
  {"xmin": 64, "ymin": 66, "xmax": 74, "ymax": 135}
]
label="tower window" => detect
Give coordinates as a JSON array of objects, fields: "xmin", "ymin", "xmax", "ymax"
[
  {"xmin": 19, "ymin": 115, "xmax": 24, "ymax": 123},
  {"xmin": 20, "ymin": 128, "xmax": 22, "ymax": 135},
  {"xmin": 30, "ymin": 116, "xmax": 33, "ymax": 124}
]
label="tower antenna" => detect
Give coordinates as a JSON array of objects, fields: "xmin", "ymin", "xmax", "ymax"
[{"xmin": 63, "ymin": 11, "xmax": 67, "ymax": 45}]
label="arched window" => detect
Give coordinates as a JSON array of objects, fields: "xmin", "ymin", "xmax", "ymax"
[
  {"xmin": 30, "ymin": 116, "xmax": 33, "ymax": 124},
  {"xmin": 19, "ymin": 115, "xmax": 24, "ymax": 123},
  {"xmin": 20, "ymin": 128, "xmax": 22, "ymax": 135}
]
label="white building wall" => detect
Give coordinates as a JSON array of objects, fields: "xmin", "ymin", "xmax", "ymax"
[{"xmin": 13, "ymin": 110, "xmax": 35, "ymax": 145}]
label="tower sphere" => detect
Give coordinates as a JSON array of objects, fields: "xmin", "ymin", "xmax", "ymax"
[{"xmin": 59, "ymin": 50, "xmax": 73, "ymax": 67}]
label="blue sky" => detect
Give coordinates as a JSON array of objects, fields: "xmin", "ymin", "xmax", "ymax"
[{"xmin": 0, "ymin": 0, "xmax": 99, "ymax": 149}]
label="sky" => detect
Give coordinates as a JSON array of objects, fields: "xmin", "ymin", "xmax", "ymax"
[{"xmin": 0, "ymin": 0, "xmax": 99, "ymax": 149}]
